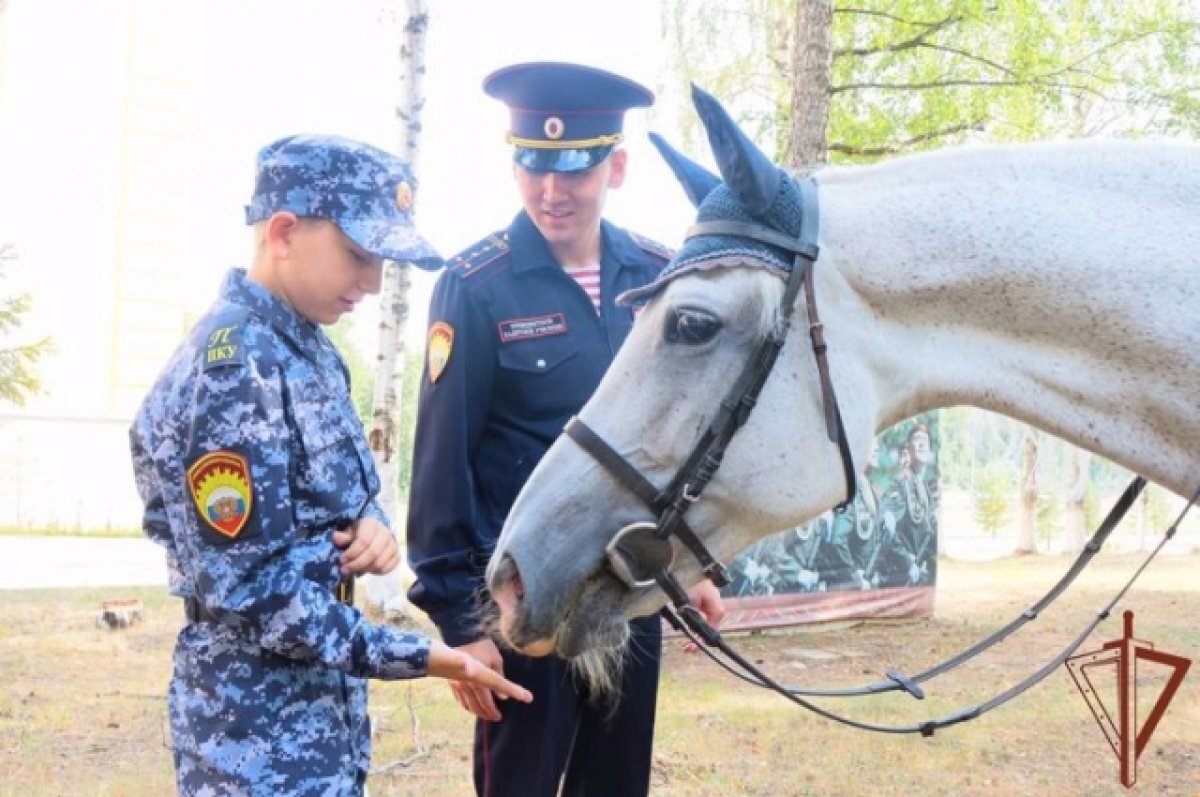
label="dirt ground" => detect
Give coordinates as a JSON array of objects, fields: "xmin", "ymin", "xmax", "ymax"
[{"xmin": 1, "ymin": 552, "xmax": 1197, "ymax": 796}]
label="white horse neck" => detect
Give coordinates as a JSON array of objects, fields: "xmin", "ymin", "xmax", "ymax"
[{"xmin": 816, "ymin": 140, "xmax": 1200, "ymax": 498}]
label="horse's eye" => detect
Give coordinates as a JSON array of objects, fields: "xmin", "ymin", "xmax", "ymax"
[{"xmin": 664, "ymin": 307, "xmax": 722, "ymax": 345}]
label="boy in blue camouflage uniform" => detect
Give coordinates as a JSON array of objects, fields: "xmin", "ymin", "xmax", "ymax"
[{"xmin": 130, "ymin": 134, "xmax": 531, "ymax": 797}]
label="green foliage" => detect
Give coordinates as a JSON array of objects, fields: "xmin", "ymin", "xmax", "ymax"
[
  {"xmin": 1036, "ymin": 486, "xmax": 1064, "ymax": 542},
  {"xmin": 0, "ymin": 245, "xmax": 50, "ymax": 407},
  {"xmin": 1082, "ymin": 472, "xmax": 1102, "ymax": 531},
  {"xmin": 666, "ymin": 0, "xmax": 1200, "ymax": 163},
  {"xmin": 664, "ymin": 0, "xmax": 796, "ymax": 156},
  {"xmin": 1144, "ymin": 483, "xmax": 1175, "ymax": 531},
  {"xmin": 396, "ymin": 349, "xmax": 422, "ymax": 502},
  {"xmin": 936, "ymin": 406, "xmax": 975, "ymax": 490},
  {"xmin": 325, "ymin": 317, "xmax": 375, "ymax": 425},
  {"xmin": 974, "ymin": 458, "xmax": 1016, "ymax": 536}
]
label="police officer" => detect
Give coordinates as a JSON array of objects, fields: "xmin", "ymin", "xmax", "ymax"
[
  {"xmin": 406, "ymin": 63, "xmax": 725, "ymax": 797},
  {"xmin": 129, "ymin": 134, "xmax": 531, "ymax": 797}
]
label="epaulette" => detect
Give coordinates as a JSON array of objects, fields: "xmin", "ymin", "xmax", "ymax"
[
  {"xmin": 629, "ymin": 231, "xmax": 675, "ymax": 262},
  {"xmin": 446, "ymin": 232, "xmax": 511, "ymax": 279},
  {"xmin": 198, "ymin": 305, "xmax": 255, "ymax": 372}
]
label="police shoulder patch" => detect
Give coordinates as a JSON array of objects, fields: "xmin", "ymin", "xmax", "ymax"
[
  {"xmin": 629, "ymin": 232, "xmax": 675, "ymax": 262},
  {"xmin": 201, "ymin": 322, "xmax": 248, "ymax": 371},
  {"xmin": 446, "ymin": 232, "xmax": 510, "ymax": 279},
  {"xmin": 187, "ymin": 450, "xmax": 255, "ymax": 544},
  {"xmin": 427, "ymin": 321, "xmax": 454, "ymax": 384}
]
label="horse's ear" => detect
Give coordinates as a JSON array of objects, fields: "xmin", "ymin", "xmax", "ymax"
[
  {"xmin": 691, "ymin": 84, "xmax": 780, "ymax": 217},
  {"xmin": 648, "ymin": 132, "xmax": 721, "ymax": 208}
]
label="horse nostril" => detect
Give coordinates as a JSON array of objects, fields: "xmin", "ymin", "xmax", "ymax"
[{"xmin": 493, "ymin": 554, "xmax": 523, "ymax": 603}]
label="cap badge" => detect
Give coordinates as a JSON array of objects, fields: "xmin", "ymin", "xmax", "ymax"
[
  {"xmin": 543, "ymin": 116, "xmax": 565, "ymax": 140},
  {"xmin": 427, "ymin": 321, "xmax": 455, "ymax": 384},
  {"xmin": 396, "ymin": 180, "xmax": 414, "ymax": 212}
]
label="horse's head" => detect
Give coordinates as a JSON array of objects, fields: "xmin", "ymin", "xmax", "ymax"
[{"xmin": 488, "ymin": 87, "xmax": 864, "ymax": 659}]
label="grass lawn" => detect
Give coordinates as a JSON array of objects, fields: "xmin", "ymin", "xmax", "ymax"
[{"xmin": 1, "ymin": 553, "xmax": 1197, "ymax": 796}]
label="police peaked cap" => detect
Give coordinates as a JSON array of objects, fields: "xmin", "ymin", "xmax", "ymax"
[{"xmin": 484, "ymin": 61, "xmax": 654, "ymax": 173}]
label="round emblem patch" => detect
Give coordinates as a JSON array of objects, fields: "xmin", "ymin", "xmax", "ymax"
[
  {"xmin": 396, "ymin": 180, "xmax": 414, "ymax": 212},
  {"xmin": 427, "ymin": 321, "xmax": 454, "ymax": 384},
  {"xmin": 854, "ymin": 506, "xmax": 873, "ymax": 541},
  {"xmin": 187, "ymin": 451, "xmax": 253, "ymax": 539},
  {"xmin": 543, "ymin": 116, "xmax": 565, "ymax": 140}
]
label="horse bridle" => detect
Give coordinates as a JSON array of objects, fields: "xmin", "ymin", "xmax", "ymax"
[
  {"xmin": 565, "ymin": 178, "xmax": 858, "ymax": 600},
  {"xmin": 562, "ymin": 176, "xmax": 1200, "ymax": 736}
]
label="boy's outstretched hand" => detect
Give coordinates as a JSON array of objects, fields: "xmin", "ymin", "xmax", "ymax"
[{"xmin": 427, "ymin": 641, "xmax": 533, "ymax": 707}]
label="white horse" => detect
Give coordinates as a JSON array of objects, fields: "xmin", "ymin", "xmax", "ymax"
[{"xmin": 487, "ymin": 86, "xmax": 1200, "ymax": 660}]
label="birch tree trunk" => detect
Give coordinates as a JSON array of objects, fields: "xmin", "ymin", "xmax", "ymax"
[
  {"xmin": 1063, "ymin": 447, "xmax": 1091, "ymax": 554},
  {"xmin": 783, "ymin": 0, "xmax": 832, "ymax": 172},
  {"xmin": 1014, "ymin": 429, "xmax": 1039, "ymax": 554},
  {"xmin": 362, "ymin": 0, "xmax": 430, "ymax": 617}
]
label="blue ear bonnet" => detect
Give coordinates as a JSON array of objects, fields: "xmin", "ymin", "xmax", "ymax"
[
  {"xmin": 688, "ymin": 175, "xmax": 806, "ymax": 272},
  {"xmin": 619, "ymin": 86, "xmax": 813, "ymax": 305}
]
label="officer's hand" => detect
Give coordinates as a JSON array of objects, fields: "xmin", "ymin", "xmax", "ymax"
[
  {"xmin": 908, "ymin": 561, "xmax": 922, "ymax": 585},
  {"xmin": 681, "ymin": 579, "xmax": 727, "ymax": 654},
  {"xmin": 445, "ymin": 638, "xmax": 508, "ymax": 722},
  {"xmin": 333, "ymin": 517, "xmax": 400, "ymax": 577},
  {"xmin": 428, "ymin": 640, "xmax": 531, "ymax": 711},
  {"xmin": 797, "ymin": 568, "xmax": 821, "ymax": 589}
]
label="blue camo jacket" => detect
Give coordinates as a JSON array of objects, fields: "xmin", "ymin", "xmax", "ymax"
[
  {"xmin": 405, "ymin": 212, "xmax": 671, "ymax": 646},
  {"xmin": 130, "ymin": 268, "xmax": 430, "ymax": 796}
]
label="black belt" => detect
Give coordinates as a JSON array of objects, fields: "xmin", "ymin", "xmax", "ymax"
[
  {"xmin": 184, "ymin": 577, "xmax": 356, "ymax": 624},
  {"xmin": 183, "ymin": 597, "xmax": 217, "ymax": 624}
]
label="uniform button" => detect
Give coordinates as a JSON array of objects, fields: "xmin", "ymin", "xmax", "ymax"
[{"xmin": 536, "ymin": 359, "xmax": 546, "ymax": 368}]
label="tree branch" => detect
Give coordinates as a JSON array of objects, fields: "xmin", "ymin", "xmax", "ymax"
[
  {"xmin": 834, "ymin": 14, "xmax": 959, "ymax": 58},
  {"xmin": 915, "ymin": 43, "xmax": 1019, "ymax": 77},
  {"xmin": 829, "ymin": 120, "xmax": 985, "ymax": 157},
  {"xmin": 833, "ymin": 17, "xmax": 1198, "ymax": 102},
  {"xmin": 831, "ymin": 77, "xmax": 1111, "ymax": 102},
  {"xmin": 833, "ymin": 6, "xmax": 947, "ymax": 27},
  {"xmin": 1047, "ymin": 24, "xmax": 1199, "ymax": 80},
  {"xmin": 1053, "ymin": 62, "xmax": 1199, "ymax": 112}
]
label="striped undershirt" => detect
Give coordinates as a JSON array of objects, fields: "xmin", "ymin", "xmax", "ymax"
[{"xmin": 564, "ymin": 265, "xmax": 601, "ymax": 314}]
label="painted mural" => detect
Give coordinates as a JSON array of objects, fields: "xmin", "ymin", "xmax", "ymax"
[{"xmin": 720, "ymin": 413, "xmax": 939, "ymax": 629}]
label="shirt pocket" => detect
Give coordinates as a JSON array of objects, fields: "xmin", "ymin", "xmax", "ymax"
[
  {"xmin": 293, "ymin": 409, "xmax": 375, "ymax": 535},
  {"xmin": 495, "ymin": 337, "xmax": 583, "ymax": 419}
]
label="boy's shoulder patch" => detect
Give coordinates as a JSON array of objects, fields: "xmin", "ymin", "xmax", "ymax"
[
  {"xmin": 200, "ymin": 322, "xmax": 248, "ymax": 371},
  {"xmin": 186, "ymin": 449, "xmax": 258, "ymax": 545}
]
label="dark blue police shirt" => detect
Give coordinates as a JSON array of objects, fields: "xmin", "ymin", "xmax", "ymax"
[{"xmin": 406, "ymin": 210, "xmax": 671, "ymax": 646}]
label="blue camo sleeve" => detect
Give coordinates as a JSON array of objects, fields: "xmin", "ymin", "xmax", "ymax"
[
  {"xmin": 129, "ymin": 425, "xmax": 187, "ymax": 594},
  {"xmin": 361, "ymin": 499, "xmax": 391, "ymax": 529}
]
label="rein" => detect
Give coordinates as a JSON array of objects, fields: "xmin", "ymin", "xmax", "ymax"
[
  {"xmin": 663, "ymin": 478, "xmax": 1197, "ymax": 736},
  {"xmin": 561, "ymin": 176, "xmax": 1200, "ymax": 734}
]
